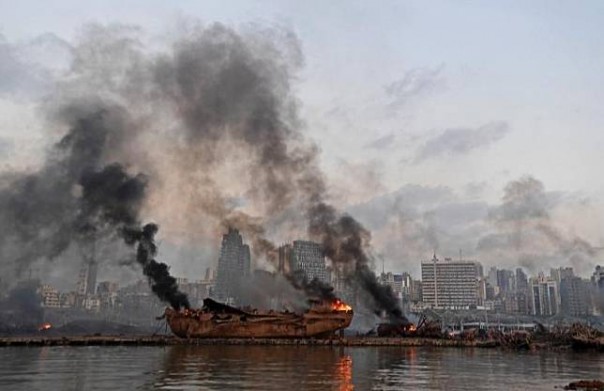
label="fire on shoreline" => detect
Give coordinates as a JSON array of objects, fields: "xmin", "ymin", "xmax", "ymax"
[{"xmin": 38, "ymin": 322, "xmax": 52, "ymax": 331}]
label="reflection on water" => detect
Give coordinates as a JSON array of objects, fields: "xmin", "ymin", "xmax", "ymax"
[
  {"xmin": 0, "ymin": 345, "xmax": 602, "ymax": 390},
  {"xmin": 336, "ymin": 355, "xmax": 353, "ymax": 391}
]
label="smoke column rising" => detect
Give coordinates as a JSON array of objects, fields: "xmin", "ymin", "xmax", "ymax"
[
  {"xmin": 123, "ymin": 223, "xmax": 190, "ymax": 310},
  {"xmin": 0, "ymin": 22, "xmax": 404, "ymax": 319}
]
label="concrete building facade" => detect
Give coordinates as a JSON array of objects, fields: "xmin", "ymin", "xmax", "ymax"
[
  {"xmin": 529, "ymin": 275, "xmax": 560, "ymax": 316},
  {"xmin": 560, "ymin": 276, "xmax": 591, "ymax": 316},
  {"xmin": 421, "ymin": 255, "xmax": 481, "ymax": 309},
  {"xmin": 290, "ymin": 240, "xmax": 329, "ymax": 284}
]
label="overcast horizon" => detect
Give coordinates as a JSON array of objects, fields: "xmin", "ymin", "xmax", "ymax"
[{"xmin": 1, "ymin": 1, "xmax": 603, "ymax": 288}]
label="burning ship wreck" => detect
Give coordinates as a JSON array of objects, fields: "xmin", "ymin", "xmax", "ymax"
[{"xmin": 165, "ymin": 298, "xmax": 353, "ymax": 339}]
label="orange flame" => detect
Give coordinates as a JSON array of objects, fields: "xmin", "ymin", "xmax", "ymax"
[
  {"xmin": 38, "ymin": 322, "xmax": 52, "ymax": 331},
  {"xmin": 408, "ymin": 324, "xmax": 417, "ymax": 332},
  {"xmin": 331, "ymin": 299, "xmax": 352, "ymax": 312}
]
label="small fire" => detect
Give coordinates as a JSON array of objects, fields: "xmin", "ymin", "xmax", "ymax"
[
  {"xmin": 331, "ymin": 298, "xmax": 352, "ymax": 312},
  {"xmin": 408, "ymin": 324, "xmax": 417, "ymax": 332},
  {"xmin": 38, "ymin": 322, "xmax": 52, "ymax": 331}
]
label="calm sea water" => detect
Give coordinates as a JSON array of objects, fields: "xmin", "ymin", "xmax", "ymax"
[{"xmin": 0, "ymin": 345, "xmax": 602, "ymax": 390}]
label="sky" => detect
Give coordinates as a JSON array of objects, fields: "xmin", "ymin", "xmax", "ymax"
[{"xmin": 1, "ymin": 0, "xmax": 603, "ymax": 282}]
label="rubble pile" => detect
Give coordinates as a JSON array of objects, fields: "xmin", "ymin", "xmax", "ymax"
[
  {"xmin": 377, "ymin": 315, "xmax": 444, "ymax": 339},
  {"xmin": 376, "ymin": 317, "xmax": 604, "ymax": 351},
  {"xmin": 563, "ymin": 380, "xmax": 604, "ymax": 390}
]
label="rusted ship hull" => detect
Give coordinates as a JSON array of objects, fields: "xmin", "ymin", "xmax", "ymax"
[{"xmin": 165, "ymin": 299, "xmax": 353, "ymax": 339}]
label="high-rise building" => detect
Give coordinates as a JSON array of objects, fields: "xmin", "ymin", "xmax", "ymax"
[
  {"xmin": 560, "ymin": 276, "xmax": 591, "ymax": 317},
  {"xmin": 511, "ymin": 268, "xmax": 530, "ymax": 314},
  {"xmin": 529, "ymin": 274, "xmax": 560, "ymax": 316},
  {"xmin": 592, "ymin": 265, "xmax": 604, "ymax": 288},
  {"xmin": 214, "ymin": 228, "xmax": 252, "ymax": 305},
  {"xmin": 551, "ymin": 267, "xmax": 574, "ymax": 283},
  {"xmin": 591, "ymin": 265, "xmax": 604, "ymax": 315},
  {"xmin": 290, "ymin": 240, "xmax": 329, "ymax": 283},
  {"xmin": 487, "ymin": 267, "xmax": 498, "ymax": 290},
  {"xmin": 421, "ymin": 255, "xmax": 481, "ymax": 309},
  {"xmin": 278, "ymin": 244, "xmax": 293, "ymax": 275},
  {"xmin": 516, "ymin": 268, "xmax": 529, "ymax": 292},
  {"xmin": 497, "ymin": 269, "xmax": 515, "ymax": 293},
  {"xmin": 76, "ymin": 260, "xmax": 98, "ymax": 295}
]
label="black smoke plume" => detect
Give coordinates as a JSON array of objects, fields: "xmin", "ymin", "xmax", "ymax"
[
  {"xmin": 0, "ymin": 101, "xmax": 189, "ymax": 309},
  {"xmin": 309, "ymin": 203, "xmax": 408, "ymax": 324},
  {"xmin": 289, "ymin": 270, "xmax": 336, "ymax": 302},
  {"xmin": 0, "ymin": 104, "xmax": 136, "ymax": 277},
  {"xmin": 150, "ymin": 24, "xmax": 406, "ymax": 320},
  {"xmin": 1, "ymin": 22, "xmax": 402, "ymax": 320},
  {"xmin": 123, "ymin": 224, "xmax": 190, "ymax": 310}
]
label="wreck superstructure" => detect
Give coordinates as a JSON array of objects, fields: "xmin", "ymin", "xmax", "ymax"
[{"xmin": 165, "ymin": 298, "xmax": 353, "ymax": 338}]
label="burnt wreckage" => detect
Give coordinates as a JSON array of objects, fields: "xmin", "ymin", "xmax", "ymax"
[{"xmin": 165, "ymin": 298, "xmax": 353, "ymax": 338}]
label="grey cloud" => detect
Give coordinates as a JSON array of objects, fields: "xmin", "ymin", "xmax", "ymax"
[
  {"xmin": 364, "ymin": 133, "xmax": 396, "ymax": 150},
  {"xmin": 477, "ymin": 176, "xmax": 598, "ymax": 275},
  {"xmin": 464, "ymin": 181, "xmax": 488, "ymax": 198},
  {"xmin": 0, "ymin": 33, "xmax": 71, "ymax": 97},
  {"xmin": 0, "ymin": 137, "xmax": 14, "ymax": 158},
  {"xmin": 348, "ymin": 184, "xmax": 489, "ymax": 273},
  {"xmin": 348, "ymin": 184, "xmax": 455, "ymax": 229},
  {"xmin": 384, "ymin": 65, "xmax": 444, "ymax": 112},
  {"xmin": 349, "ymin": 176, "xmax": 599, "ymax": 277},
  {"xmin": 415, "ymin": 121, "xmax": 509, "ymax": 162}
]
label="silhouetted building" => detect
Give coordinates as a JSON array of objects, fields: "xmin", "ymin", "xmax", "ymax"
[
  {"xmin": 593, "ymin": 265, "xmax": 604, "ymax": 288},
  {"xmin": 278, "ymin": 244, "xmax": 293, "ymax": 275},
  {"xmin": 593, "ymin": 265, "xmax": 604, "ymax": 315},
  {"xmin": 496, "ymin": 269, "xmax": 515, "ymax": 293},
  {"xmin": 560, "ymin": 276, "xmax": 591, "ymax": 317},
  {"xmin": 290, "ymin": 240, "xmax": 329, "ymax": 283},
  {"xmin": 551, "ymin": 267, "xmax": 574, "ymax": 283},
  {"xmin": 214, "ymin": 228, "xmax": 251, "ymax": 305},
  {"xmin": 76, "ymin": 260, "xmax": 98, "ymax": 296}
]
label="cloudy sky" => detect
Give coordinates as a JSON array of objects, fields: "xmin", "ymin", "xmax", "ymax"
[{"xmin": 1, "ymin": 1, "xmax": 603, "ymax": 281}]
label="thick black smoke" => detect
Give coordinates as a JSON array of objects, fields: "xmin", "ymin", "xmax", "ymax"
[
  {"xmin": 0, "ymin": 103, "xmax": 134, "ymax": 277},
  {"xmin": 0, "ymin": 101, "xmax": 189, "ymax": 309},
  {"xmin": 309, "ymin": 203, "xmax": 408, "ymax": 324},
  {"xmin": 123, "ymin": 224, "xmax": 190, "ymax": 310},
  {"xmin": 1, "ymin": 22, "xmax": 403, "ymax": 320},
  {"xmin": 289, "ymin": 270, "xmax": 336, "ymax": 302},
  {"xmin": 149, "ymin": 24, "xmax": 406, "ymax": 320}
]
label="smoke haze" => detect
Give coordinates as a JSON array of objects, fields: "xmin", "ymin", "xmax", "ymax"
[{"xmin": 0, "ymin": 22, "xmax": 407, "ymax": 318}]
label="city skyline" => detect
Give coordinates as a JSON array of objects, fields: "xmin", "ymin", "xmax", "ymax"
[
  {"xmin": 1, "ymin": 3, "xmax": 603, "ymax": 389},
  {"xmin": 0, "ymin": 2, "xmax": 603, "ymax": 283}
]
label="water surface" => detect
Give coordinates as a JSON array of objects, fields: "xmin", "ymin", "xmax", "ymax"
[{"xmin": 0, "ymin": 345, "xmax": 602, "ymax": 390}]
